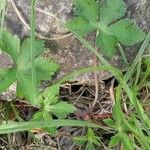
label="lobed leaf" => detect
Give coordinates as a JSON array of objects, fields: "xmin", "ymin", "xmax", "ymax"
[
  {"xmin": 41, "ymin": 84, "xmax": 60, "ymax": 106},
  {"xmin": 0, "ymin": 29, "xmax": 20, "ymax": 63},
  {"xmin": 19, "ymin": 38, "xmax": 45, "ymax": 65},
  {"xmin": 16, "ymin": 72, "xmax": 39, "ymax": 104},
  {"xmin": 35, "ymin": 57, "xmax": 59, "ymax": 84},
  {"xmin": 66, "ymin": 17, "xmax": 95, "ymax": 36},
  {"xmin": 99, "ymin": 0, "xmax": 126, "ymax": 25},
  {"xmin": 75, "ymin": 0, "xmax": 99, "ymax": 22},
  {"xmin": 108, "ymin": 19, "xmax": 146, "ymax": 46},
  {"xmin": 0, "ymin": 68, "xmax": 17, "ymax": 93},
  {"xmin": 96, "ymin": 31, "xmax": 118, "ymax": 57}
]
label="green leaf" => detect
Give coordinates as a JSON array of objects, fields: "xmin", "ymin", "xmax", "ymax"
[
  {"xmin": 45, "ymin": 102, "xmax": 76, "ymax": 118},
  {"xmin": 66, "ymin": 0, "xmax": 146, "ymax": 57},
  {"xmin": 87, "ymin": 128, "xmax": 101, "ymax": 146},
  {"xmin": 109, "ymin": 133, "xmax": 120, "ymax": 148},
  {"xmin": 16, "ymin": 72, "xmax": 39, "ymax": 104},
  {"xmin": 108, "ymin": 19, "xmax": 146, "ymax": 45},
  {"xmin": 16, "ymin": 38, "xmax": 57, "ymax": 105},
  {"xmin": 32, "ymin": 111, "xmax": 43, "ymax": 121},
  {"xmin": 0, "ymin": 120, "xmax": 99, "ymax": 134},
  {"xmin": 35, "ymin": 57, "xmax": 59, "ymax": 83},
  {"xmin": 99, "ymin": 0, "xmax": 126, "ymax": 25},
  {"xmin": 32, "ymin": 110, "xmax": 57, "ymax": 135},
  {"xmin": 0, "ymin": 68, "xmax": 16, "ymax": 93},
  {"xmin": 19, "ymin": 38, "xmax": 45, "ymax": 65},
  {"xmin": 0, "ymin": 29, "xmax": 20, "ymax": 63},
  {"xmin": 41, "ymin": 84, "xmax": 60, "ymax": 106},
  {"xmin": 66, "ymin": 17, "xmax": 95, "ymax": 36},
  {"xmin": 96, "ymin": 31, "xmax": 118, "ymax": 57},
  {"xmin": 0, "ymin": 29, "xmax": 58, "ymax": 105},
  {"xmin": 42, "ymin": 110, "xmax": 57, "ymax": 135},
  {"xmin": 86, "ymin": 141, "xmax": 95, "ymax": 150},
  {"xmin": 0, "ymin": 0, "xmax": 6, "ymax": 8},
  {"xmin": 73, "ymin": 136, "xmax": 87, "ymax": 145},
  {"xmin": 103, "ymin": 118, "xmax": 116, "ymax": 128},
  {"xmin": 113, "ymin": 103, "xmax": 124, "ymax": 129},
  {"xmin": 120, "ymin": 133, "xmax": 134, "ymax": 150},
  {"xmin": 75, "ymin": 0, "xmax": 99, "ymax": 22}
]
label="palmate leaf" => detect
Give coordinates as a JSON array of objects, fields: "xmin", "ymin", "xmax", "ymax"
[
  {"xmin": 40, "ymin": 84, "xmax": 60, "ymax": 106},
  {"xmin": 108, "ymin": 19, "xmax": 146, "ymax": 45},
  {"xmin": 0, "ymin": 29, "xmax": 59, "ymax": 105},
  {"xmin": 19, "ymin": 38, "xmax": 46, "ymax": 66},
  {"xmin": 96, "ymin": 31, "xmax": 118, "ymax": 57},
  {"xmin": 35, "ymin": 57, "xmax": 59, "ymax": 83},
  {"xmin": 99, "ymin": 0, "xmax": 126, "ymax": 25},
  {"xmin": 66, "ymin": 17, "xmax": 95, "ymax": 36},
  {"xmin": 16, "ymin": 38, "xmax": 59, "ymax": 104},
  {"xmin": 0, "ymin": 29, "xmax": 20, "ymax": 63},
  {"xmin": 16, "ymin": 72, "xmax": 39, "ymax": 103},
  {"xmin": 0, "ymin": 68, "xmax": 16, "ymax": 93},
  {"xmin": 75, "ymin": 0, "xmax": 99, "ymax": 22},
  {"xmin": 40, "ymin": 85, "xmax": 76, "ymax": 119},
  {"xmin": 66, "ymin": 0, "xmax": 146, "ymax": 57}
]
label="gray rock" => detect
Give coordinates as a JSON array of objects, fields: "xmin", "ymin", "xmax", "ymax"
[{"xmin": 0, "ymin": 0, "xmax": 149, "ymax": 100}]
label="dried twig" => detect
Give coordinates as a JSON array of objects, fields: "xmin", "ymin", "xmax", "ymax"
[{"xmin": 109, "ymin": 78, "xmax": 115, "ymax": 106}]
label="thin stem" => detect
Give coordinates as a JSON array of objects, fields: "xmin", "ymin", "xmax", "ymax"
[
  {"xmin": 134, "ymin": 58, "xmax": 141, "ymax": 86},
  {"xmin": 92, "ymin": 29, "xmax": 100, "ymax": 107},
  {"xmin": 65, "ymin": 27, "xmax": 111, "ymax": 67},
  {"xmin": 30, "ymin": 0, "xmax": 37, "ymax": 105},
  {"xmin": 0, "ymin": 0, "xmax": 6, "ymax": 40},
  {"xmin": 117, "ymin": 43, "xmax": 129, "ymax": 67}
]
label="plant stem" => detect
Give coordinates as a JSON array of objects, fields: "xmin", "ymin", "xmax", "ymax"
[
  {"xmin": 0, "ymin": 0, "xmax": 6, "ymax": 40},
  {"xmin": 92, "ymin": 29, "xmax": 100, "ymax": 107},
  {"xmin": 30, "ymin": 0, "xmax": 37, "ymax": 105},
  {"xmin": 117, "ymin": 43, "xmax": 129, "ymax": 67}
]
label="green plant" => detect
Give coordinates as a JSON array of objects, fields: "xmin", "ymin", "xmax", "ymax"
[
  {"xmin": 0, "ymin": 0, "xmax": 150, "ymax": 149},
  {"xmin": 74, "ymin": 128, "xmax": 101, "ymax": 150},
  {"xmin": 0, "ymin": 0, "xmax": 6, "ymax": 39},
  {"xmin": 0, "ymin": 0, "xmax": 98, "ymax": 135},
  {"xmin": 64, "ymin": 0, "xmax": 150, "ymax": 149},
  {"xmin": 0, "ymin": 30, "xmax": 59, "ymax": 106},
  {"xmin": 66, "ymin": 0, "xmax": 146, "ymax": 57}
]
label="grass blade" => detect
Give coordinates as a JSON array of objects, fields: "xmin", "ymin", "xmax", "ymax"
[{"xmin": 0, "ymin": 120, "xmax": 99, "ymax": 134}]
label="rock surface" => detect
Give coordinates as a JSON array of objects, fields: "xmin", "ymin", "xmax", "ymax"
[
  {"xmin": 2, "ymin": 0, "xmax": 150, "ymax": 78},
  {"xmin": 0, "ymin": 0, "xmax": 149, "ymax": 99}
]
